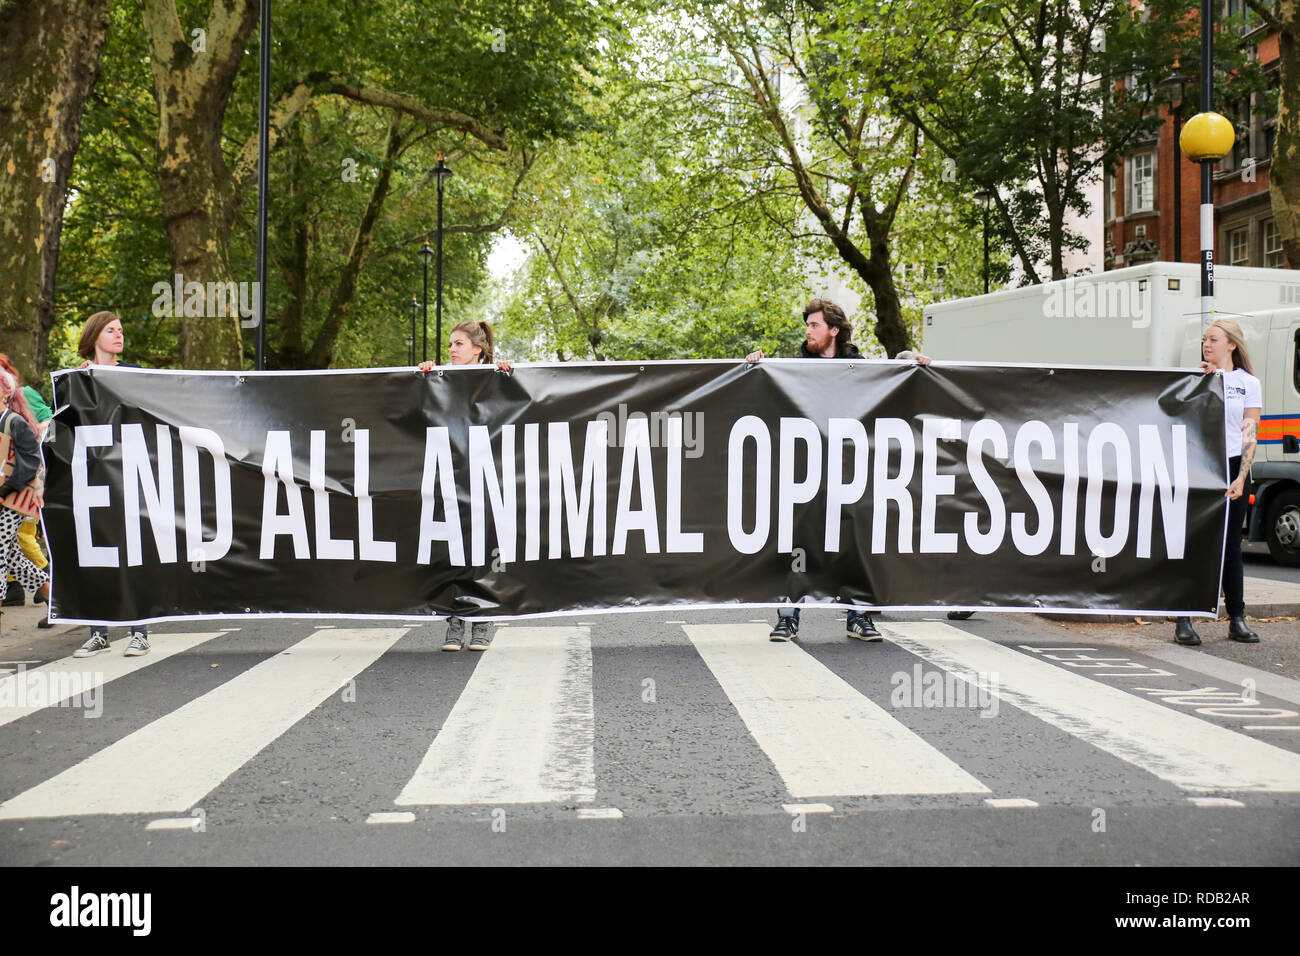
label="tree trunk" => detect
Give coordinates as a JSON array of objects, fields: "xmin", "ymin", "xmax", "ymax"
[
  {"xmin": 0, "ymin": 0, "xmax": 110, "ymax": 383},
  {"xmin": 142, "ymin": 0, "xmax": 257, "ymax": 370},
  {"xmin": 1273, "ymin": 2, "xmax": 1299, "ymax": 267},
  {"xmin": 856, "ymin": 206, "xmax": 910, "ymax": 357}
]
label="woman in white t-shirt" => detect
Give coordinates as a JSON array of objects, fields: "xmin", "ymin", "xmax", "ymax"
[{"xmin": 1175, "ymin": 319, "xmax": 1262, "ymax": 646}]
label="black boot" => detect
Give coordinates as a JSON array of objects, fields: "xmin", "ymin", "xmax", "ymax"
[
  {"xmin": 1173, "ymin": 617, "xmax": 1201, "ymax": 646},
  {"xmin": 1228, "ymin": 615, "xmax": 1260, "ymax": 643}
]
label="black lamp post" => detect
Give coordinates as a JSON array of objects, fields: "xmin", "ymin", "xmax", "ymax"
[
  {"xmin": 254, "ymin": 0, "xmax": 271, "ymax": 370},
  {"xmin": 1179, "ymin": 0, "xmax": 1235, "ymax": 329},
  {"xmin": 432, "ymin": 156, "xmax": 453, "ymax": 365},
  {"xmin": 1160, "ymin": 67, "xmax": 1187, "ymax": 262},
  {"xmin": 417, "ymin": 239, "xmax": 434, "ymax": 363},
  {"xmin": 974, "ymin": 186, "xmax": 995, "ymax": 294},
  {"xmin": 407, "ymin": 294, "xmax": 419, "ymax": 365}
]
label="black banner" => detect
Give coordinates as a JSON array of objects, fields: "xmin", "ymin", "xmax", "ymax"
[{"xmin": 43, "ymin": 361, "xmax": 1228, "ymax": 623}]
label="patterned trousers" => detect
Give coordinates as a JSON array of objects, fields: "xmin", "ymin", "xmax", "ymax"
[{"xmin": 0, "ymin": 507, "xmax": 49, "ymax": 602}]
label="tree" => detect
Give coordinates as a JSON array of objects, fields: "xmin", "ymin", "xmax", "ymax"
[
  {"xmin": 1248, "ymin": 0, "xmax": 1299, "ymax": 266},
  {"xmin": 859, "ymin": 0, "xmax": 1270, "ymax": 282},
  {"xmin": 497, "ymin": 45, "xmax": 813, "ymax": 362},
  {"xmin": 32, "ymin": 0, "xmax": 614, "ymax": 370},
  {"xmin": 0, "ymin": 0, "xmax": 110, "ymax": 381},
  {"xmin": 692, "ymin": 0, "xmax": 923, "ymax": 355}
]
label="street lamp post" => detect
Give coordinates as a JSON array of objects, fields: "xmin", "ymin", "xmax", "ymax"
[
  {"xmin": 432, "ymin": 156, "xmax": 453, "ymax": 365},
  {"xmin": 974, "ymin": 186, "xmax": 995, "ymax": 294},
  {"xmin": 408, "ymin": 294, "xmax": 419, "ymax": 365},
  {"xmin": 1179, "ymin": 0, "xmax": 1236, "ymax": 330},
  {"xmin": 417, "ymin": 240, "xmax": 434, "ymax": 362},
  {"xmin": 254, "ymin": 0, "xmax": 271, "ymax": 370},
  {"xmin": 1160, "ymin": 68, "xmax": 1187, "ymax": 263}
]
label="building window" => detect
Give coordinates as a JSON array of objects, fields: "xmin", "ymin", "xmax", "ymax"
[
  {"xmin": 1106, "ymin": 170, "xmax": 1116, "ymax": 221},
  {"xmin": 1262, "ymin": 220, "xmax": 1284, "ymax": 268},
  {"xmin": 1228, "ymin": 226, "xmax": 1250, "ymax": 266},
  {"xmin": 1129, "ymin": 152, "xmax": 1155, "ymax": 212},
  {"xmin": 1228, "ymin": 98, "xmax": 1252, "ymax": 170}
]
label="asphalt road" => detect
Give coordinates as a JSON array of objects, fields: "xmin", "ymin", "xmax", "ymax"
[
  {"xmin": 1243, "ymin": 541, "xmax": 1300, "ymax": 583},
  {"xmin": 1, "ymin": 608, "xmax": 1297, "ymax": 867}
]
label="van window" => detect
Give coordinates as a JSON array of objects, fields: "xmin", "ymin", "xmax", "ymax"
[{"xmin": 1294, "ymin": 327, "xmax": 1300, "ymax": 394}]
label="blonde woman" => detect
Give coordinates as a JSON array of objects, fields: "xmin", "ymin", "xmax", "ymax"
[
  {"xmin": 1175, "ymin": 319, "xmax": 1262, "ymax": 646},
  {"xmin": 418, "ymin": 320, "xmax": 511, "ymax": 651}
]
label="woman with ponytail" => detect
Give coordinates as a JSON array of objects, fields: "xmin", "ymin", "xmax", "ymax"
[{"xmin": 418, "ymin": 320, "xmax": 512, "ymax": 651}]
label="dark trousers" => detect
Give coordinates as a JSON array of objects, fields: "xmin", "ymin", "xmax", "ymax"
[{"xmin": 1223, "ymin": 455, "xmax": 1247, "ymax": 618}]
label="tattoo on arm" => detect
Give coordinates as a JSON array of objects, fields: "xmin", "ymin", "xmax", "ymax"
[{"xmin": 1238, "ymin": 418, "xmax": 1257, "ymax": 481}]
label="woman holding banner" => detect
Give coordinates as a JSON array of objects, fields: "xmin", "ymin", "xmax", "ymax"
[
  {"xmin": 419, "ymin": 320, "xmax": 511, "ymax": 651},
  {"xmin": 0, "ymin": 366, "xmax": 51, "ymax": 627},
  {"xmin": 1174, "ymin": 319, "xmax": 1262, "ymax": 646},
  {"xmin": 71, "ymin": 311, "xmax": 151, "ymax": 658}
]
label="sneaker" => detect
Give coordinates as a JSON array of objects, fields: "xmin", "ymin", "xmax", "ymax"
[
  {"xmin": 441, "ymin": 618, "xmax": 465, "ymax": 652},
  {"xmin": 845, "ymin": 613, "xmax": 882, "ymax": 641},
  {"xmin": 947, "ymin": 611, "xmax": 975, "ymax": 621},
  {"xmin": 769, "ymin": 617, "xmax": 798, "ymax": 642},
  {"xmin": 468, "ymin": 628, "xmax": 493, "ymax": 651},
  {"xmin": 74, "ymin": 634, "xmax": 111, "ymax": 658},
  {"xmin": 124, "ymin": 632, "xmax": 151, "ymax": 657}
]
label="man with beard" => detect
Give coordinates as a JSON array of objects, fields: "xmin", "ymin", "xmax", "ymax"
[{"xmin": 745, "ymin": 298, "xmax": 881, "ymax": 642}]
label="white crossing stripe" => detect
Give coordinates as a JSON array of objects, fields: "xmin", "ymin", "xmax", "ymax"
[
  {"xmin": 1186, "ymin": 797, "xmax": 1245, "ymax": 808},
  {"xmin": 0, "ymin": 627, "xmax": 409, "ymax": 819},
  {"xmin": 984, "ymin": 798, "xmax": 1039, "ymax": 809},
  {"xmin": 576, "ymin": 807, "xmax": 623, "ymax": 820},
  {"xmin": 395, "ymin": 626, "xmax": 595, "ymax": 806},
  {"xmin": 882, "ymin": 622, "xmax": 1300, "ymax": 793},
  {"xmin": 0, "ymin": 632, "xmax": 227, "ymax": 728},
  {"xmin": 683, "ymin": 623, "xmax": 990, "ymax": 798}
]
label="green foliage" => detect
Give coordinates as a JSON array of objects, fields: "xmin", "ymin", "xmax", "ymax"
[
  {"xmin": 55, "ymin": 0, "xmax": 619, "ymax": 369},
  {"xmin": 495, "ymin": 37, "xmax": 814, "ymax": 361},
  {"xmin": 847, "ymin": 0, "xmax": 1271, "ymax": 280}
]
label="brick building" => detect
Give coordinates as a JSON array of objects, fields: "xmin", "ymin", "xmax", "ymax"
[{"xmin": 1105, "ymin": 4, "xmax": 1290, "ymax": 271}]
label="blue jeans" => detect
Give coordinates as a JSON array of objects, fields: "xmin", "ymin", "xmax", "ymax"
[
  {"xmin": 90, "ymin": 624, "xmax": 147, "ymax": 640},
  {"xmin": 777, "ymin": 607, "xmax": 869, "ymax": 624}
]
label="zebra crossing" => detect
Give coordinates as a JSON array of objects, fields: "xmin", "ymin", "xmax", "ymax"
[{"xmin": 2, "ymin": 617, "xmax": 1299, "ymax": 825}]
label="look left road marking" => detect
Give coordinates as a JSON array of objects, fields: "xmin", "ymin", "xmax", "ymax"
[
  {"xmin": 0, "ymin": 632, "xmax": 227, "ymax": 729},
  {"xmin": 0, "ymin": 628, "xmax": 409, "ymax": 819},
  {"xmin": 395, "ymin": 626, "xmax": 595, "ymax": 806},
  {"xmin": 883, "ymin": 622, "xmax": 1300, "ymax": 792}
]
